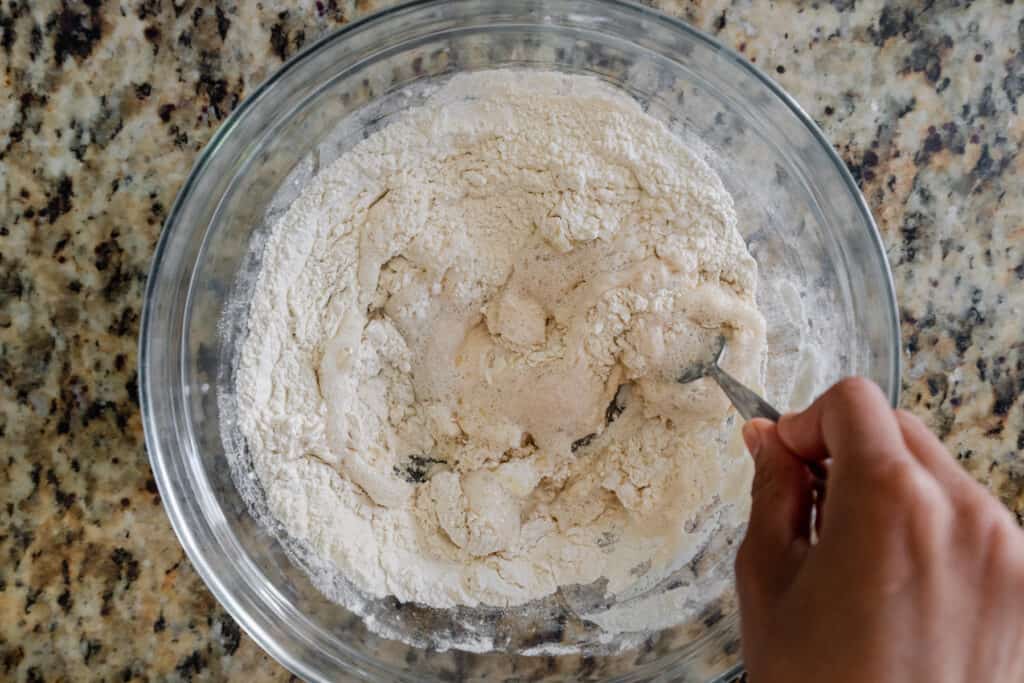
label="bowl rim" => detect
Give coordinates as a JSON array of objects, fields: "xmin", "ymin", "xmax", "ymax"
[{"xmin": 140, "ymin": 1, "xmax": 901, "ymax": 681}]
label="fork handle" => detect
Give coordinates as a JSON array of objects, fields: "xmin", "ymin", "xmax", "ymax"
[
  {"xmin": 709, "ymin": 365, "xmax": 827, "ymax": 481},
  {"xmin": 709, "ymin": 364, "xmax": 781, "ymax": 422}
]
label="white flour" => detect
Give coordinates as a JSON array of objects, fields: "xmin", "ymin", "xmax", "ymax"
[{"xmin": 235, "ymin": 71, "xmax": 765, "ymax": 615}]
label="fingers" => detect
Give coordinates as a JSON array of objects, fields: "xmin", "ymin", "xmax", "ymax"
[
  {"xmin": 736, "ymin": 419, "xmax": 813, "ymax": 600},
  {"xmin": 896, "ymin": 410, "xmax": 1016, "ymax": 522},
  {"xmin": 776, "ymin": 377, "xmax": 910, "ymax": 478},
  {"xmin": 895, "ymin": 410, "xmax": 969, "ymax": 489}
]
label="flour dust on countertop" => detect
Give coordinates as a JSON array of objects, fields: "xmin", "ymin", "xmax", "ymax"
[{"xmin": 228, "ymin": 70, "xmax": 766, "ymax": 645}]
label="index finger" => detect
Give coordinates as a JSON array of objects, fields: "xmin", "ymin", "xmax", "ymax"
[{"xmin": 776, "ymin": 377, "xmax": 909, "ymax": 472}]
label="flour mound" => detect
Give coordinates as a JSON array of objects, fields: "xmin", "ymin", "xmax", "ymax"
[{"xmin": 236, "ymin": 71, "xmax": 765, "ymax": 611}]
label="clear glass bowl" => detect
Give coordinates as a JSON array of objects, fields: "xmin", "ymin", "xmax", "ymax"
[{"xmin": 140, "ymin": 1, "xmax": 900, "ymax": 680}]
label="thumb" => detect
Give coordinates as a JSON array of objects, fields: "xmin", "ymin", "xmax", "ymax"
[{"xmin": 735, "ymin": 419, "xmax": 814, "ymax": 603}]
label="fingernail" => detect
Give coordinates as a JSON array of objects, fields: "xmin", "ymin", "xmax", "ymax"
[{"xmin": 742, "ymin": 422, "xmax": 761, "ymax": 458}]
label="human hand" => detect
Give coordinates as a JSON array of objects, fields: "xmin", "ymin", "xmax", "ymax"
[{"xmin": 736, "ymin": 377, "xmax": 1024, "ymax": 683}]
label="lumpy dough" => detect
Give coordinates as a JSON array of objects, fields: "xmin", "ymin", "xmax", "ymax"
[{"xmin": 236, "ymin": 71, "xmax": 767, "ymax": 609}]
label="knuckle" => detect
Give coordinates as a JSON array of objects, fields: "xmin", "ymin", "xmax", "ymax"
[
  {"xmin": 867, "ymin": 457, "xmax": 919, "ymax": 492},
  {"xmin": 750, "ymin": 470, "xmax": 786, "ymax": 509},
  {"xmin": 986, "ymin": 521, "xmax": 1017, "ymax": 573},
  {"xmin": 894, "ymin": 408, "xmax": 923, "ymax": 428},
  {"xmin": 888, "ymin": 460, "xmax": 923, "ymax": 492},
  {"xmin": 866, "ymin": 459, "xmax": 948, "ymax": 521},
  {"xmin": 905, "ymin": 486, "xmax": 952, "ymax": 547},
  {"xmin": 750, "ymin": 465, "xmax": 777, "ymax": 500},
  {"xmin": 831, "ymin": 376, "xmax": 883, "ymax": 405},
  {"xmin": 960, "ymin": 495, "xmax": 995, "ymax": 531},
  {"xmin": 974, "ymin": 503, "xmax": 1024, "ymax": 569}
]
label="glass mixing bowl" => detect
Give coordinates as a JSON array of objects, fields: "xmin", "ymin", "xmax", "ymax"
[{"xmin": 140, "ymin": 1, "xmax": 900, "ymax": 680}]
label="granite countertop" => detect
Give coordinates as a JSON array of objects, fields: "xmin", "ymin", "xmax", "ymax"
[{"xmin": 1, "ymin": 0, "xmax": 1022, "ymax": 681}]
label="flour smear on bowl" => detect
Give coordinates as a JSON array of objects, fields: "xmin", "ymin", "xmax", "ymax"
[{"xmin": 234, "ymin": 71, "xmax": 765, "ymax": 624}]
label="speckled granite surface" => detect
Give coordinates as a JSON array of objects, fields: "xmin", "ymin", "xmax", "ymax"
[{"xmin": 1, "ymin": 0, "xmax": 1022, "ymax": 681}]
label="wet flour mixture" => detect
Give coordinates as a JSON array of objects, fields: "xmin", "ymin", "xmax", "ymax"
[{"xmin": 236, "ymin": 71, "xmax": 765, "ymax": 613}]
